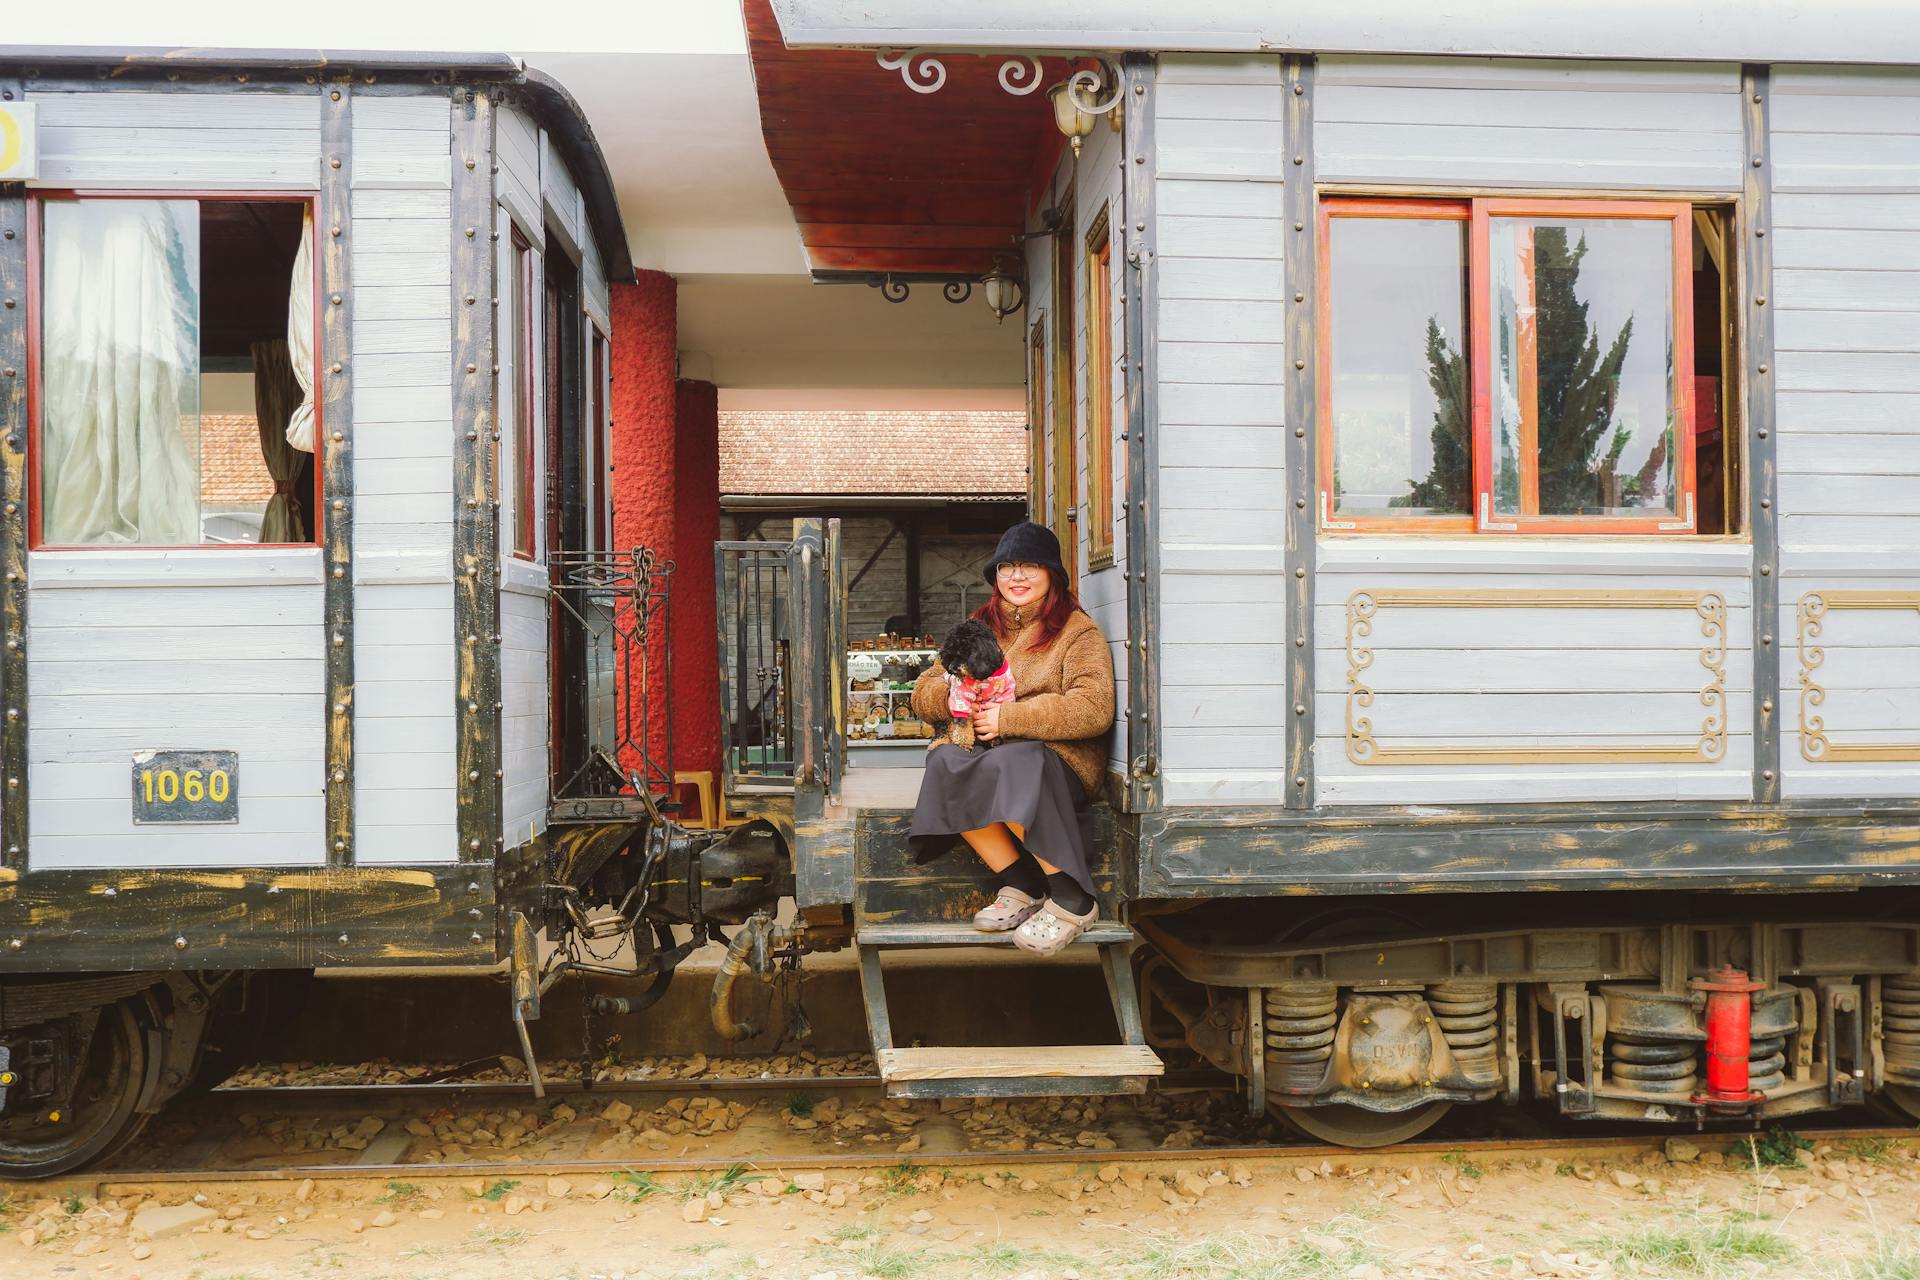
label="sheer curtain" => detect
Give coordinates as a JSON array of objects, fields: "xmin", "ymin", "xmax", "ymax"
[
  {"xmin": 40, "ymin": 200, "xmax": 201, "ymax": 545},
  {"xmin": 284, "ymin": 208, "xmax": 316, "ymax": 453}
]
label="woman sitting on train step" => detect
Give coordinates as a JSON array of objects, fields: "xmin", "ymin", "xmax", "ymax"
[{"xmin": 908, "ymin": 521, "xmax": 1116, "ymax": 955}]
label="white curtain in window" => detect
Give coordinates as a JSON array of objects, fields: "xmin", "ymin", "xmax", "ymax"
[
  {"xmin": 40, "ymin": 200, "xmax": 201, "ymax": 545},
  {"xmin": 284, "ymin": 207, "xmax": 316, "ymax": 453}
]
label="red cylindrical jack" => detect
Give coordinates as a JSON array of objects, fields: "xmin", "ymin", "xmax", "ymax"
[{"xmin": 1694, "ymin": 964, "xmax": 1765, "ymax": 1105}]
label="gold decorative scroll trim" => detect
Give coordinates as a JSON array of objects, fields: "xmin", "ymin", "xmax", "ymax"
[
  {"xmin": 1345, "ymin": 589, "xmax": 1729, "ymax": 766},
  {"xmin": 1797, "ymin": 590, "xmax": 1920, "ymax": 764}
]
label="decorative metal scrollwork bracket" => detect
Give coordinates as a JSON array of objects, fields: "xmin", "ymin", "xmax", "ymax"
[{"xmin": 874, "ymin": 48, "xmax": 1123, "ymax": 115}]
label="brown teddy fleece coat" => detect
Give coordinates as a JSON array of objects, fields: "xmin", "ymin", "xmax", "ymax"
[{"xmin": 910, "ymin": 603, "xmax": 1115, "ymax": 798}]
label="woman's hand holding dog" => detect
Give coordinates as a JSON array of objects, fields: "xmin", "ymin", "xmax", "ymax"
[{"xmin": 972, "ymin": 702, "xmax": 1001, "ymax": 741}]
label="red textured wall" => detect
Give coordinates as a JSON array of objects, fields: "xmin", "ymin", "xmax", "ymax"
[
  {"xmin": 672, "ymin": 379, "xmax": 723, "ymax": 780},
  {"xmin": 611, "ymin": 271, "xmax": 678, "ymax": 781}
]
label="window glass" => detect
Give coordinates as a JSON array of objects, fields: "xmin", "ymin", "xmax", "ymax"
[
  {"xmin": 1489, "ymin": 216, "xmax": 1678, "ymax": 519},
  {"xmin": 38, "ymin": 197, "xmax": 312, "ymax": 547},
  {"xmin": 1328, "ymin": 216, "xmax": 1470, "ymax": 520}
]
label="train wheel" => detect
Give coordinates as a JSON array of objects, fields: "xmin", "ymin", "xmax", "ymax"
[
  {"xmin": 0, "ymin": 1000, "xmax": 151, "ymax": 1179},
  {"xmin": 1277, "ymin": 1100, "xmax": 1454, "ymax": 1149},
  {"xmin": 1887, "ymin": 1084, "xmax": 1920, "ymax": 1124}
]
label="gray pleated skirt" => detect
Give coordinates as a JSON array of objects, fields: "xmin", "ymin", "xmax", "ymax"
[{"xmin": 909, "ymin": 740, "xmax": 1095, "ymax": 896}]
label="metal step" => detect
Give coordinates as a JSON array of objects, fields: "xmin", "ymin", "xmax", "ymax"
[
  {"xmin": 855, "ymin": 920, "xmax": 1155, "ymax": 1099},
  {"xmin": 857, "ymin": 921, "xmax": 1133, "ymax": 949},
  {"xmin": 875, "ymin": 1044, "xmax": 1163, "ymax": 1099}
]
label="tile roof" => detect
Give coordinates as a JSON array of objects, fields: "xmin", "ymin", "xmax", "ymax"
[
  {"xmin": 718, "ymin": 409, "xmax": 1027, "ymax": 498},
  {"xmin": 198, "ymin": 414, "xmax": 278, "ymax": 506}
]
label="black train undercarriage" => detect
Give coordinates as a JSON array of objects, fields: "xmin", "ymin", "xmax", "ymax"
[{"xmin": 1134, "ymin": 890, "xmax": 1920, "ymax": 1146}]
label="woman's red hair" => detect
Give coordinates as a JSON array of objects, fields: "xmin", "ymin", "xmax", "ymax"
[{"xmin": 972, "ymin": 574, "xmax": 1081, "ymax": 652}]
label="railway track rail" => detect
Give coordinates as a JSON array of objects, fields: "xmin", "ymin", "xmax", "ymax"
[
  {"xmin": 39, "ymin": 1066, "xmax": 1912, "ymax": 1189},
  {"xmin": 59, "ymin": 1123, "xmax": 1920, "ymax": 1190}
]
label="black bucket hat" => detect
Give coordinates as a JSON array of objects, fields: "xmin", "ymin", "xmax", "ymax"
[{"xmin": 983, "ymin": 520, "xmax": 1068, "ymax": 587}]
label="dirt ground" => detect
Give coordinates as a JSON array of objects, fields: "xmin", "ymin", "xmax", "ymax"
[{"xmin": 5, "ymin": 1131, "xmax": 1919, "ymax": 1280}]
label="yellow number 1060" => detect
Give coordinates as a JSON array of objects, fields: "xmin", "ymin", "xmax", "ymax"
[{"xmin": 141, "ymin": 768, "xmax": 230, "ymax": 805}]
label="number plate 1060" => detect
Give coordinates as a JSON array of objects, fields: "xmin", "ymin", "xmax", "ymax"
[{"xmin": 131, "ymin": 750, "xmax": 239, "ymax": 824}]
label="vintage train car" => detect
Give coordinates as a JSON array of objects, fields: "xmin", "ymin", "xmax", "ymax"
[
  {"xmin": 0, "ymin": 49, "xmax": 791, "ymax": 1176},
  {"xmin": 743, "ymin": 3, "xmax": 1920, "ymax": 1142}
]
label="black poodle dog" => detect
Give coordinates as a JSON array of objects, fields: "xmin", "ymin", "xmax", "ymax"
[{"xmin": 938, "ymin": 619, "xmax": 1008, "ymax": 750}]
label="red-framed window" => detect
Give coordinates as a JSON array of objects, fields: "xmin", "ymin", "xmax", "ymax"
[
  {"xmin": 510, "ymin": 224, "xmax": 537, "ymax": 560},
  {"xmin": 27, "ymin": 191, "xmax": 322, "ymax": 549},
  {"xmin": 1320, "ymin": 195, "xmax": 1697, "ymax": 536}
]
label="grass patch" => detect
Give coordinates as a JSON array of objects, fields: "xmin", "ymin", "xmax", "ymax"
[
  {"xmin": 1843, "ymin": 1239, "xmax": 1920, "ymax": 1280},
  {"xmin": 376, "ymin": 1180, "xmax": 424, "ymax": 1205},
  {"xmin": 960, "ymin": 1241, "xmax": 1088, "ymax": 1276},
  {"xmin": 616, "ymin": 1165, "xmax": 750, "ymax": 1203},
  {"xmin": 477, "ymin": 1178, "xmax": 519, "ymax": 1202},
  {"xmin": 1114, "ymin": 1228, "xmax": 1355, "ymax": 1280},
  {"xmin": 1441, "ymin": 1149, "xmax": 1485, "ymax": 1179},
  {"xmin": 1842, "ymin": 1137, "xmax": 1899, "ymax": 1166},
  {"xmin": 786, "ymin": 1091, "xmax": 817, "ymax": 1118},
  {"xmin": 466, "ymin": 1224, "xmax": 529, "ymax": 1250},
  {"xmin": 821, "ymin": 1242, "xmax": 935, "ymax": 1279},
  {"xmin": 831, "ymin": 1223, "xmax": 884, "ymax": 1243},
  {"xmin": 1582, "ymin": 1220, "xmax": 1794, "ymax": 1275},
  {"xmin": 682, "ymin": 1164, "xmax": 753, "ymax": 1200},
  {"xmin": 1747, "ymin": 1127, "xmax": 1813, "ymax": 1169}
]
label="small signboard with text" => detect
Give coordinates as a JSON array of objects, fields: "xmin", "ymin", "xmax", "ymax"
[
  {"xmin": 132, "ymin": 751, "xmax": 240, "ymax": 825},
  {"xmin": 0, "ymin": 103, "xmax": 36, "ymax": 182}
]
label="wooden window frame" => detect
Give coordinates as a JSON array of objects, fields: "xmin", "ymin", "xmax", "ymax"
[
  {"xmin": 1317, "ymin": 196, "xmax": 1473, "ymax": 534},
  {"xmin": 1083, "ymin": 204, "xmax": 1116, "ymax": 570},
  {"xmin": 1050, "ymin": 193, "xmax": 1078, "ymax": 587},
  {"xmin": 1320, "ymin": 194, "xmax": 1698, "ymax": 537},
  {"xmin": 25, "ymin": 189, "xmax": 324, "ymax": 551},
  {"xmin": 510, "ymin": 223, "xmax": 537, "ymax": 561},
  {"xmin": 1026, "ymin": 315, "xmax": 1048, "ymax": 518}
]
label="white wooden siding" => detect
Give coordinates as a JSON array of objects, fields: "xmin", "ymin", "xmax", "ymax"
[
  {"xmin": 349, "ymin": 90, "xmax": 460, "ymax": 862},
  {"xmin": 497, "ymin": 105, "xmax": 543, "ymax": 246},
  {"xmin": 1153, "ymin": 54, "xmax": 1289, "ymax": 804},
  {"xmin": 1315, "ymin": 58, "xmax": 1743, "ymax": 191},
  {"xmin": 1312, "ymin": 556, "xmax": 1754, "ymax": 805},
  {"xmin": 1772, "ymin": 66, "xmax": 1920, "ymax": 799},
  {"xmin": 1020, "ymin": 112, "xmax": 1132, "ymax": 778},
  {"xmin": 541, "ymin": 130, "xmax": 586, "ymax": 260},
  {"xmin": 497, "ymin": 212, "xmax": 550, "ymax": 845},
  {"xmin": 502, "ymin": 564, "xmax": 551, "ymax": 845},
  {"xmin": 27, "ymin": 553, "xmax": 326, "ymax": 869},
  {"xmin": 26, "ymin": 89, "xmax": 320, "ymax": 189}
]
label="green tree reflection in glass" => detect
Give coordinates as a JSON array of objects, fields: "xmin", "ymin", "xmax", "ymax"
[
  {"xmin": 1532, "ymin": 227, "xmax": 1641, "ymax": 514},
  {"xmin": 1399, "ymin": 318, "xmax": 1469, "ymax": 512}
]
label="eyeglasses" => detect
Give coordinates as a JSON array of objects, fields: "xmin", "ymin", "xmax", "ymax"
[{"xmin": 995, "ymin": 562, "xmax": 1044, "ymax": 580}]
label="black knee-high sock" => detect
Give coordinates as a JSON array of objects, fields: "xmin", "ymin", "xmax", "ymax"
[
  {"xmin": 998, "ymin": 851, "xmax": 1047, "ymax": 898},
  {"xmin": 1045, "ymin": 870, "xmax": 1095, "ymax": 916}
]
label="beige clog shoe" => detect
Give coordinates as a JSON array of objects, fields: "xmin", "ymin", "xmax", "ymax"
[
  {"xmin": 1012, "ymin": 898, "xmax": 1098, "ymax": 956},
  {"xmin": 973, "ymin": 886, "xmax": 1042, "ymax": 932}
]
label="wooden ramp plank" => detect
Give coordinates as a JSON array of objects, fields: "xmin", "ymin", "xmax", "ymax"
[
  {"xmin": 858, "ymin": 922, "xmax": 1133, "ymax": 948},
  {"xmin": 877, "ymin": 1044, "xmax": 1163, "ymax": 1082}
]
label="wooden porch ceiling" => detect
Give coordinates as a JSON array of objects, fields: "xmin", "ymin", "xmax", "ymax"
[{"xmin": 744, "ymin": 0, "xmax": 1071, "ymax": 279}]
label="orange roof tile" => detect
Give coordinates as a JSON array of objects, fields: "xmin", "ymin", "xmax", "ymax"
[
  {"xmin": 718, "ymin": 410, "xmax": 1027, "ymax": 498},
  {"xmin": 198, "ymin": 414, "xmax": 278, "ymax": 506}
]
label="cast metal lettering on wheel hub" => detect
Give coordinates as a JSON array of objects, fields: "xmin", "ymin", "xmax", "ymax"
[{"xmin": 1345, "ymin": 997, "xmax": 1432, "ymax": 1092}]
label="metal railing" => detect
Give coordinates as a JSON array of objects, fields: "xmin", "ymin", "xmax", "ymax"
[
  {"xmin": 547, "ymin": 547, "xmax": 674, "ymax": 821},
  {"xmin": 715, "ymin": 539, "xmax": 796, "ymax": 790}
]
